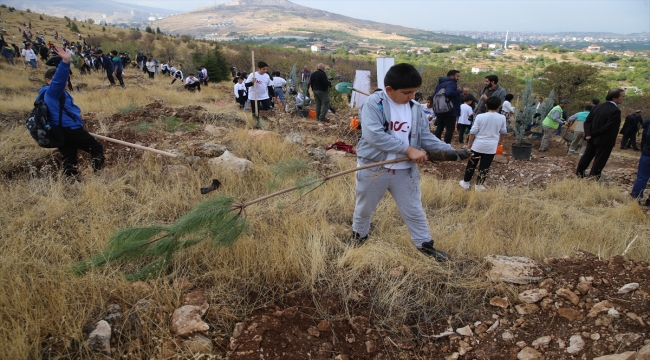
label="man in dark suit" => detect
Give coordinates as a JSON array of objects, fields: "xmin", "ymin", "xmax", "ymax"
[
  {"xmin": 576, "ymin": 88, "xmax": 626, "ymax": 178},
  {"xmin": 620, "ymin": 110, "xmax": 643, "ymax": 150}
]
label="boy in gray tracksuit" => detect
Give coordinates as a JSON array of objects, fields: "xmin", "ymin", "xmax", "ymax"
[{"xmin": 348, "ymin": 63, "xmax": 459, "ymax": 261}]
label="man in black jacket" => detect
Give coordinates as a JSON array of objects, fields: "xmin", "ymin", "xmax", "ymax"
[
  {"xmin": 620, "ymin": 110, "xmax": 643, "ymax": 150},
  {"xmin": 433, "ymin": 70, "xmax": 462, "ymax": 144},
  {"xmin": 576, "ymin": 88, "xmax": 626, "ymax": 178},
  {"xmin": 631, "ymin": 123, "xmax": 650, "ymax": 206},
  {"xmin": 309, "ymin": 63, "xmax": 331, "ymax": 122}
]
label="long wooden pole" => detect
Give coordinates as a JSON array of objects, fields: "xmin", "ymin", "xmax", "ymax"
[
  {"xmin": 251, "ymin": 51, "xmax": 258, "ymax": 117},
  {"xmin": 89, "ymin": 133, "xmax": 179, "ymax": 158}
]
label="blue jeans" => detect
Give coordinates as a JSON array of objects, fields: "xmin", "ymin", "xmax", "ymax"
[
  {"xmin": 28, "ymin": 59, "xmax": 37, "ymax": 68},
  {"xmin": 274, "ymin": 88, "xmax": 285, "ymax": 108},
  {"xmin": 556, "ymin": 123, "xmax": 563, "ymax": 136},
  {"xmin": 631, "ymin": 154, "xmax": 650, "ymax": 202}
]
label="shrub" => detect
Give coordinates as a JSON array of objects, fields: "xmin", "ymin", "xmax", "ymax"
[{"xmin": 118, "ymin": 103, "xmax": 138, "ymax": 114}]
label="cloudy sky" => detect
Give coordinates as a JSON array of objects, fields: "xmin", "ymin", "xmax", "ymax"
[{"xmin": 123, "ymin": 0, "xmax": 650, "ymax": 34}]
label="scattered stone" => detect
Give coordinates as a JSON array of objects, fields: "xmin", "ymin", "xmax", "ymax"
[
  {"xmin": 539, "ymin": 278, "xmax": 555, "ymax": 291},
  {"xmin": 588, "ymin": 300, "xmax": 614, "ymax": 318},
  {"xmin": 485, "ymin": 255, "xmax": 544, "ymax": 284},
  {"xmin": 626, "ymin": 312, "xmax": 645, "ymax": 325},
  {"xmin": 86, "ymin": 320, "xmax": 112, "ymax": 355},
  {"xmin": 232, "ymin": 322, "xmax": 245, "ymax": 339},
  {"xmin": 203, "ymin": 125, "xmax": 228, "ymax": 137},
  {"xmin": 558, "ymin": 308, "xmax": 583, "ymax": 321},
  {"xmin": 475, "ymin": 323, "xmax": 489, "ymax": 334},
  {"xmin": 490, "ymin": 296, "xmax": 510, "ymax": 308},
  {"xmin": 456, "ymin": 325, "xmax": 473, "ymax": 337},
  {"xmin": 193, "ymin": 142, "xmax": 227, "ymax": 157},
  {"xmin": 515, "ymin": 303, "xmax": 540, "ymax": 315},
  {"xmin": 567, "ymin": 335, "xmax": 585, "ymax": 354},
  {"xmin": 502, "ymin": 331, "xmax": 514, "ymax": 340},
  {"xmin": 608, "ymin": 308, "xmax": 620, "ymax": 318},
  {"xmin": 576, "ymin": 279, "xmax": 593, "ymax": 294},
  {"xmin": 519, "ymin": 289, "xmax": 548, "ymax": 303},
  {"xmin": 486, "ymin": 319, "xmax": 500, "ymax": 333},
  {"xmin": 317, "ymin": 320, "xmax": 331, "ymax": 332},
  {"xmin": 182, "ymin": 334, "xmax": 213, "ymax": 353},
  {"xmin": 308, "ymin": 326, "xmax": 320, "ymax": 337},
  {"xmin": 516, "ymin": 341, "xmax": 527, "ymax": 348},
  {"xmin": 532, "ymin": 336, "xmax": 552, "ymax": 347},
  {"xmin": 593, "ymin": 351, "xmax": 637, "ymax": 360},
  {"xmin": 617, "ymin": 283, "xmax": 640, "ymax": 294},
  {"xmin": 170, "ymin": 305, "xmax": 209, "ymax": 337},
  {"xmin": 638, "ymin": 344, "xmax": 650, "ymax": 359},
  {"xmin": 591, "ymin": 333, "xmax": 601, "ymax": 340},
  {"xmin": 207, "ymin": 150, "xmax": 254, "ymax": 176},
  {"xmin": 556, "ymin": 288, "xmax": 580, "ymax": 305},
  {"xmin": 365, "ymin": 340, "xmax": 376, "ymax": 353},
  {"xmin": 103, "ymin": 304, "xmax": 123, "ymax": 322},
  {"xmin": 517, "ymin": 346, "xmax": 544, "ymax": 360},
  {"xmin": 615, "ymin": 333, "xmax": 642, "ymax": 344}
]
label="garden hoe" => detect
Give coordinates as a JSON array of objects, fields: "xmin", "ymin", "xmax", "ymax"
[{"xmin": 334, "ymin": 82, "xmax": 370, "ymax": 96}]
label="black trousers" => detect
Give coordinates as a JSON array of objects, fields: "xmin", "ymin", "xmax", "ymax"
[
  {"xmin": 457, "ymin": 123, "xmax": 471, "ymax": 144},
  {"xmin": 58, "ymin": 127, "xmax": 104, "ymax": 177},
  {"xmin": 185, "ymin": 82, "xmax": 201, "ymax": 92},
  {"xmin": 115, "ymin": 71, "xmax": 124, "ymax": 86},
  {"xmin": 621, "ymin": 133, "xmax": 638, "ymax": 150},
  {"xmin": 250, "ymin": 99, "xmax": 272, "ymax": 114},
  {"xmin": 576, "ymin": 141, "xmax": 614, "ymax": 178},
  {"xmin": 463, "ymin": 151, "xmax": 494, "ymax": 185},
  {"xmin": 105, "ymin": 71, "xmax": 115, "ymax": 85},
  {"xmin": 434, "ymin": 114, "xmax": 457, "ymax": 144}
]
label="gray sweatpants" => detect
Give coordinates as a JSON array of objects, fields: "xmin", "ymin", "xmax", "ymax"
[{"xmin": 352, "ymin": 167, "xmax": 431, "ymax": 247}]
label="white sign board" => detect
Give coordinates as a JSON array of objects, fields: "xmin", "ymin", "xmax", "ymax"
[
  {"xmin": 349, "ymin": 70, "xmax": 371, "ymax": 108},
  {"xmin": 376, "ymin": 57, "xmax": 395, "ymax": 90}
]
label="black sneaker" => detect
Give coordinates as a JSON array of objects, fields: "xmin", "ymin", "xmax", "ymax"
[
  {"xmin": 343, "ymin": 232, "xmax": 368, "ymax": 247},
  {"xmin": 419, "ymin": 241, "xmax": 450, "ymax": 262}
]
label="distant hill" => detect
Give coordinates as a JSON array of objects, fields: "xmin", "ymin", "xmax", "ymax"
[{"xmin": 0, "ymin": 0, "xmax": 173, "ymax": 23}]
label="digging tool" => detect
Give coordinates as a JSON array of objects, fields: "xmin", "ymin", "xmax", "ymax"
[
  {"xmin": 89, "ymin": 133, "xmax": 179, "ymax": 158},
  {"xmin": 335, "ymin": 81, "xmax": 370, "ymax": 96},
  {"xmin": 251, "ymin": 51, "xmax": 263, "ymax": 130}
]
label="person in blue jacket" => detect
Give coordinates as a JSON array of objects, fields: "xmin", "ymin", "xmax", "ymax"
[
  {"xmin": 38, "ymin": 47, "xmax": 104, "ymax": 179},
  {"xmin": 95, "ymin": 49, "xmax": 115, "ymax": 86},
  {"xmin": 433, "ymin": 70, "xmax": 462, "ymax": 144}
]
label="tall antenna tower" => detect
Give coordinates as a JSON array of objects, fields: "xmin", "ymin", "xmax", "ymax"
[{"xmin": 504, "ymin": 30, "xmax": 509, "ymax": 50}]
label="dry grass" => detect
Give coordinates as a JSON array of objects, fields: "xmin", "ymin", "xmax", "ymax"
[{"xmin": 1, "ymin": 10, "xmax": 649, "ymax": 359}]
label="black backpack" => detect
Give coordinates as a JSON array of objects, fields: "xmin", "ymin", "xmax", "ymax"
[
  {"xmin": 26, "ymin": 91, "xmax": 67, "ymax": 148},
  {"xmin": 432, "ymin": 86, "xmax": 453, "ymax": 115}
]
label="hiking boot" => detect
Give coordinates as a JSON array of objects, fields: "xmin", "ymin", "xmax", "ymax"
[
  {"xmin": 419, "ymin": 241, "xmax": 450, "ymax": 262},
  {"xmin": 475, "ymin": 184, "xmax": 486, "ymax": 191},
  {"xmin": 343, "ymin": 231, "xmax": 368, "ymax": 247},
  {"xmin": 459, "ymin": 180, "xmax": 470, "ymax": 190}
]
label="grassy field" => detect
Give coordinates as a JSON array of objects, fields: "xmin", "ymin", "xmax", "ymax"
[{"xmin": 1, "ymin": 8, "xmax": 649, "ymax": 359}]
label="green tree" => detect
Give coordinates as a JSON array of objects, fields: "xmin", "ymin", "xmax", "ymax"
[
  {"xmin": 102, "ymin": 26, "xmax": 106, "ymax": 32},
  {"xmin": 156, "ymin": 27, "xmax": 162, "ymax": 34},
  {"xmin": 145, "ymin": 26, "xmax": 154, "ymax": 34},
  {"xmin": 191, "ymin": 44, "xmax": 230, "ymax": 83},
  {"xmin": 535, "ymin": 63, "xmax": 608, "ymax": 112}
]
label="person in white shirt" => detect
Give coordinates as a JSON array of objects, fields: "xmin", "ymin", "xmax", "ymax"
[
  {"xmin": 245, "ymin": 61, "xmax": 273, "ymax": 115},
  {"xmin": 21, "ymin": 42, "xmax": 37, "ymax": 68},
  {"xmin": 199, "ymin": 66, "xmax": 208, "ymax": 85},
  {"xmin": 234, "ymin": 77, "xmax": 247, "ymax": 109},
  {"xmin": 421, "ymin": 95, "xmax": 435, "ymax": 123},
  {"xmin": 500, "ymin": 93, "xmax": 515, "ymax": 128},
  {"xmin": 271, "ymin": 71, "xmax": 287, "ymax": 110},
  {"xmin": 161, "ymin": 63, "xmax": 169, "ymax": 75},
  {"xmin": 184, "ymin": 73, "xmax": 201, "ymax": 92},
  {"xmin": 170, "ymin": 67, "xmax": 183, "ymax": 84},
  {"xmin": 459, "ymin": 96, "xmax": 507, "ymax": 191},
  {"xmin": 457, "ymin": 98, "xmax": 474, "ymax": 145}
]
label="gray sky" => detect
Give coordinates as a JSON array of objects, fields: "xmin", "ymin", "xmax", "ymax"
[{"xmin": 124, "ymin": 0, "xmax": 650, "ymax": 34}]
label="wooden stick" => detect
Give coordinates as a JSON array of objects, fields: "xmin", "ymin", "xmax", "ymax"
[
  {"xmin": 251, "ymin": 51, "xmax": 258, "ymax": 117},
  {"xmin": 89, "ymin": 133, "xmax": 179, "ymax": 158}
]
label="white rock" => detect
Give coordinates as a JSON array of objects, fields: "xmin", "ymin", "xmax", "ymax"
[
  {"xmin": 183, "ymin": 334, "xmax": 214, "ymax": 353},
  {"xmin": 532, "ymin": 336, "xmax": 552, "ymax": 347},
  {"xmin": 207, "ymin": 150, "xmax": 254, "ymax": 176},
  {"xmin": 203, "ymin": 125, "xmax": 228, "ymax": 137},
  {"xmin": 486, "ymin": 319, "xmax": 500, "ymax": 333},
  {"xmin": 607, "ymin": 308, "xmax": 620, "ymax": 318},
  {"xmin": 170, "ymin": 305, "xmax": 209, "ymax": 337},
  {"xmin": 517, "ymin": 347, "xmax": 544, "ymax": 360},
  {"xmin": 456, "ymin": 325, "xmax": 473, "ymax": 337},
  {"xmin": 502, "ymin": 331, "xmax": 514, "ymax": 340},
  {"xmin": 617, "ymin": 283, "xmax": 640, "ymax": 294},
  {"xmin": 485, "ymin": 255, "xmax": 544, "ymax": 284},
  {"xmin": 518, "ymin": 289, "xmax": 548, "ymax": 304},
  {"xmin": 194, "ymin": 142, "xmax": 227, "ymax": 157},
  {"xmin": 566, "ymin": 335, "xmax": 585, "ymax": 354},
  {"xmin": 87, "ymin": 320, "xmax": 111, "ymax": 355},
  {"xmin": 591, "ymin": 333, "xmax": 601, "ymax": 340},
  {"xmin": 593, "ymin": 351, "xmax": 637, "ymax": 360}
]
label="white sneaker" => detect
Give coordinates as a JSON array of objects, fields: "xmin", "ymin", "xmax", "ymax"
[
  {"xmin": 459, "ymin": 180, "xmax": 470, "ymax": 190},
  {"xmin": 475, "ymin": 184, "xmax": 486, "ymax": 191}
]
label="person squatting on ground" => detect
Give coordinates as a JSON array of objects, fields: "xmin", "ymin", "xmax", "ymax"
[
  {"xmin": 348, "ymin": 63, "xmax": 469, "ymax": 262},
  {"xmin": 309, "ymin": 63, "xmax": 332, "ymax": 122},
  {"xmin": 170, "ymin": 67, "xmax": 183, "ymax": 84},
  {"xmin": 620, "ymin": 110, "xmax": 643, "ymax": 150},
  {"xmin": 39, "ymin": 47, "xmax": 104, "ymax": 179},
  {"xmin": 433, "ymin": 70, "xmax": 462, "ymax": 144},
  {"xmin": 245, "ymin": 61, "xmax": 273, "ymax": 115},
  {"xmin": 234, "ymin": 77, "xmax": 247, "ymax": 109},
  {"xmin": 566, "ymin": 105, "xmax": 593, "ymax": 156},
  {"xmin": 459, "ymin": 96, "xmax": 507, "ymax": 192},
  {"xmin": 272, "ymin": 71, "xmax": 287, "ymax": 110},
  {"xmin": 457, "ymin": 97, "xmax": 474, "ymax": 145},
  {"xmin": 109, "ymin": 50, "xmax": 125, "ymax": 88},
  {"xmin": 184, "ymin": 73, "xmax": 201, "ymax": 92},
  {"xmin": 631, "ymin": 124, "xmax": 650, "ymax": 206},
  {"xmin": 539, "ymin": 99, "xmax": 571, "ymax": 152},
  {"xmin": 576, "ymin": 88, "xmax": 626, "ymax": 179}
]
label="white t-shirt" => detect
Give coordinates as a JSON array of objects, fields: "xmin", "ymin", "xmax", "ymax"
[
  {"xmin": 502, "ymin": 100, "xmax": 514, "ymax": 114},
  {"xmin": 246, "ymin": 72, "xmax": 271, "ymax": 100},
  {"xmin": 272, "ymin": 77, "xmax": 286, "ymax": 88},
  {"xmin": 469, "ymin": 112, "xmax": 507, "ymax": 154},
  {"xmin": 201, "ymin": 68, "xmax": 207, "ymax": 78},
  {"xmin": 384, "ymin": 94, "xmax": 412, "ymax": 170},
  {"xmin": 22, "ymin": 48, "xmax": 36, "ymax": 60},
  {"xmin": 185, "ymin": 76, "xmax": 198, "ymax": 84},
  {"xmin": 458, "ymin": 103, "xmax": 473, "ymax": 125},
  {"xmin": 234, "ymin": 83, "xmax": 246, "ymax": 98},
  {"xmin": 421, "ymin": 103, "xmax": 434, "ymax": 122}
]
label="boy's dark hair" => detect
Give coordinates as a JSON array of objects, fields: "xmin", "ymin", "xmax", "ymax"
[
  {"xmin": 44, "ymin": 68, "xmax": 56, "ymax": 80},
  {"xmin": 447, "ymin": 70, "xmax": 460, "ymax": 77},
  {"xmin": 427, "ymin": 95, "xmax": 433, "ymax": 101},
  {"xmin": 605, "ymin": 88, "xmax": 625, "ymax": 101},
  {"xmin": 591, "ymin": 98, "xmax": 600, "ymax": 105},
  {"xmin": 485, "ymin": 75, "xmax": 499, "ymax": 83},
  {"xmin": 110, "ymin": 50, "xmax": 117, "ymax": 56},
  {"xmin": 486, "ymin": 96, "xmax": 502, "ymax": 110},
  {"xmin": 257, "ymin": 61, "xmax": 268, "ymax": 68},
  {"xmin": 384, "ymin": 63, "xmax": 421, "ymax": 90},
  {"xmin": 189, "ymin": 73, "xmax": 194, "ymax": 76},
  {"xmin": 585, "ymin": 105, "xmax": 593, "ymax": 111},
  {"xmin": 464, "ymin": 97, "xmax": 473, "ymax": 103},
  {"xmin": 505, "ymin": 94, "xmax": 514, "ymax": 101},
  {"xmin": 95, "ymin": 49, "xmax": 103, "ymax": 54}
]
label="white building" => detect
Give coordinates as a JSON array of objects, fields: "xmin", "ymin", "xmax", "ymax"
[{"xmin": 471, "ymin": 66, "xmax": 490, "ymax": 74}]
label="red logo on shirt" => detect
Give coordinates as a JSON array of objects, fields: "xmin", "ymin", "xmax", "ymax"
[{"xmin": 391, "ymin": 121, "xmax": 410, "ymax": 133}]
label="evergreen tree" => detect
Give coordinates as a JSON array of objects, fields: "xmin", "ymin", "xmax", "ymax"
[
  {"xmin": 193, "ymin": 44, "xmax": 230, "ymax": 83},
  {"xmin": 145, "ymin": 26, "xmax": 154, "ymax": 34},
  {"xmin": 156, "ymin": 27, "xmax": 162, "ymax": 35}
]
